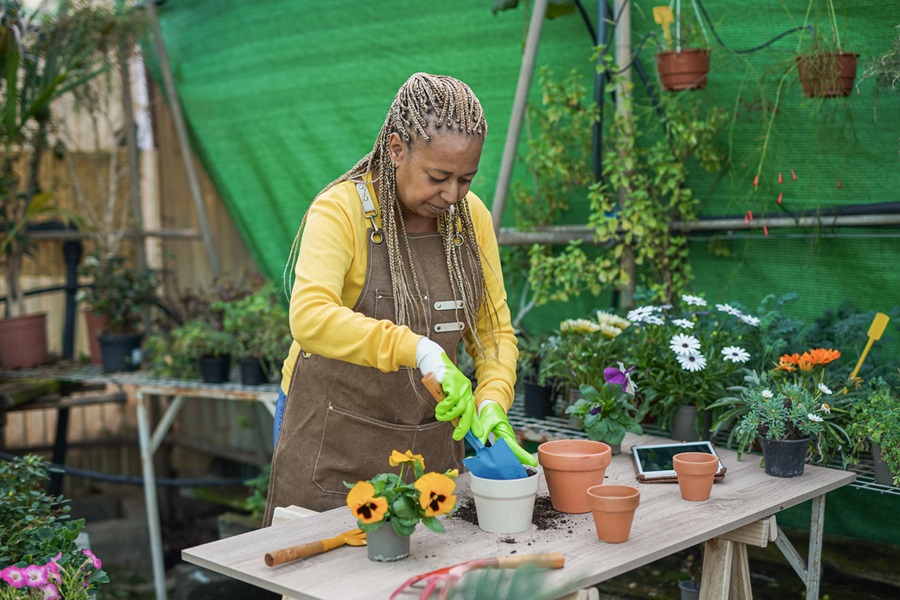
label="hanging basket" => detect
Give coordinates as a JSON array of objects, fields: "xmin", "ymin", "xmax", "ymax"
[
  {"xmin": 796, "ymin": 53, "xmax": 859, "ymax": 97},
  {"xmin": 655, "ymin": 49, "xmax": 711, "ymax": 91}
]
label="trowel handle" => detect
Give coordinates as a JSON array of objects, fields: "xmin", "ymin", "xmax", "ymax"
[
  {"xmin": 495, "ymin": 552, "xmax": 565, "ymax": 570},
  {"xmin": 422, "ymin": 373, "xmax": 484, "ymax": 450}
]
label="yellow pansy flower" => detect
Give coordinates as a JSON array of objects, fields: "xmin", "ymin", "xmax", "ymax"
[
  {"xmin": 389, "ymin": 449, "xmax": 425, "ymax": 469},
  {"xmin": 414, "ymin": 472, "xmax": 457, "ymax": 517},
  {"xmin": 346, "ymin": 481, "xmax": 388, "ymax": 524}
]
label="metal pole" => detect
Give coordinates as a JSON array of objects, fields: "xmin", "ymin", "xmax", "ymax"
[
  {"xmin": 137, "ymin": 392, "xmax": 168, "ymax": 600},
  {"xmin": 143, "ymin": 1, "xmax": 220, "ymax": 276},
  {"xmin": 593, "ymin": 0, "xmax": 608, "ymax": 182},
  {"xmin": 613, "ymin": 0, "xmax": 635, "ymax": 308},
  {"xmin": 490, "ymin": 0, "xmax": 549, "ymax": 233}
]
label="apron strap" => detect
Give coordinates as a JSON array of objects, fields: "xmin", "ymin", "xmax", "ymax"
[{"xmin": 356, "ymin": 182, "xmax": 383, "ymax": 244}]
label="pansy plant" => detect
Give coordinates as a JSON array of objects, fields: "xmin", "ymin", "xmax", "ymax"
[
  {"xmin": 566, "ymin": 363, "xmax": 647, "ymax": 446},
  {"xmin": 345, "ymin": 450, "xmax": 457, "ymax": 537}
]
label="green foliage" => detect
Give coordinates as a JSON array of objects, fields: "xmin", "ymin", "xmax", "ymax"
[
  {"xmin": 540, "ymin": 313, "xmax": 631, "ymax": 393},
  {"xmin": 651, "ymin": 3, "xmax": 711, "ymax": 52},
  {"xmin": 217, "ymin": 281, "xmax": 290, "ymax": 362},
  {"xmin": 858, "ymin": 24, "xmax": 900, "ymax": 98},
  {"xmin": 0, "ymin": 455, "xmax": 109, "ymax": 598},
  {"xmin": 243, "ymin": 465, "xmax": 270, "ymax": 521},
  {"xmin": 78, "ymin": 252, "xmax": 159, "ymax": 335},
  {"xmin": 847, "ymin": 377, "xmax": 900, "ymax": 485},
  {"xmin": 566, "ymin": 379, "xmax": 646, "ymax": 446}
]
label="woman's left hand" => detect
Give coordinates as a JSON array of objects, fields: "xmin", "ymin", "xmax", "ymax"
[{"xmin": 477, "ymin": 402, "xmax": 538, "ymax": 467}]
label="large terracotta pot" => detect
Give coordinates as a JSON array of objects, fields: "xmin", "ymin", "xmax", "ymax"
[
  {"xmin": 586, "ymin": 484, "xmax": 640, "ymax": 543},
  {"xmin": 0, "ymin": 313, "xmax": 48, "ymax": 369},
  {"xmin": 796, "ymin": 52, "xmax": 859, "ymax": 97},
  {"xmin": 673, "ymin": 452, "xmax": 719, "ymax": 501},
  {"xmin": 655, "ymin": 49, "xmax": 711, "ymax": 91},
  {"xmin": 537, "ymin": 439, "xmax": 611, "ymax": 514}
]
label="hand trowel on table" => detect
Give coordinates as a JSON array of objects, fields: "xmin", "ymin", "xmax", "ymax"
[{"xmin": 422, "ymin": 373, "xmax": 527, "ymax": 480}]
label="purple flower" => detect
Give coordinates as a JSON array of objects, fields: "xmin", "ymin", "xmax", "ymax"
[
  {"xmin": 83, "ymin": 548, "xmax": 102, "ymax": 570},
  {"xmin": 23, "ymin": 564, "xmax": 48, "ymax": 588},
  {"xmin": 1, "ymin": 566, "xmax": 26, "ymax": 588},
  {"xmin": 604, "ymin": 362, "xmax": 637, "ymax": 395}
]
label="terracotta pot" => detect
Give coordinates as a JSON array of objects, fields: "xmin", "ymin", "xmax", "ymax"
[
  {"xmin": 538, "ymin": 439, "xmax": 611, "ymax": 514},
  {"xmin": 673, "ymin": 452, "xmax": 719, "ymax": 501},
  {"xmin": 469, "ymin": 466, "xmax": 540, "ymax": 534},
  {"xmin": 586, "ymin": 484, "xmax": 640, "ymax": 543},
  {"xmin": 366, "ymin": 523, "xmax": 410, "ymax": 562},
  {"xmin": 83, "ymin": 310, "xmax": 109, "ymax": 365},
  {"xmin": 796, "ymin": 52, "xmax": 859, "ymax": 97},
  {"xmin": 0, "ymin": 313, "xmax": 48, "ymax": 369},
  {"xmin": 655, "ymin": 49, "xmax": 711, "ymax": 91}
]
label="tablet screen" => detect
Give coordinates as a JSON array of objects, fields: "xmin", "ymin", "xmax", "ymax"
[{"xmin": 632, "ymin": 441, "xmax": 725, "ymax": 479}]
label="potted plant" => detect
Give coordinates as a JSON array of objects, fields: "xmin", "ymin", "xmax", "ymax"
[
  {"xmin": 848, "ymin": 377, "xmax": 900, "ymax": 486},
  {"xmin": 516, "ymin": 330, "xmax": 557, "ymax": 419},
  {"xmin": 623, "ymin": 294, "xmax": 760, "ymax": 440},
  {"xmin": 78, "ymin": 252, "xmax": 159, "ymax": 372},
  {"xmin": 794, "ymin": 0, "xmax": 859, "ymax": 97},
  {"xmin": 565, "ymin": 363, "xmax": 646, "ymax": 454},
  {"xmin": 651, "ymin": 2, "xmax": 712, "ymax": 91},
  {"xmin": 726, "ymin": 348, "xmax": 856, "ymax": 477},
  {"xmin": 0, "ymin": 454, "xmax": 110, "ymax": 598},
  {"xmin": 0, "ymin": 1, "xmax": 125, "ymax": 369},
  {"xmin": 345, "ymin": 449, "xmax": 457, "ymax": 562},
  {"xmin": 218, "ymin": 281, "xmax": 290, "ymax": 385},
  {"xmin": 174, "ymin": 319, "xmax": 235, "ymax": 383},
  {"xmin": 540, "ymin": 313, "xmax": 630, "ymax": 415}
]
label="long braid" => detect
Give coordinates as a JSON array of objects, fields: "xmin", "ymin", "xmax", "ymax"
[{"xmin": 285, "ymin": 73, "xmax": 498, "ymax": 359}]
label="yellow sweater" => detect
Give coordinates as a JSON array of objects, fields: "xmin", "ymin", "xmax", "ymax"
[{"xmin": 280, "ymin": 180, "xmax": 518, "ymax": 410}]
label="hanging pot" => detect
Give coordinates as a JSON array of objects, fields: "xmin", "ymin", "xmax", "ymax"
[
  {"xmin": 523, "ymin": 380, "xmax": 555, "ymax": 419},
  {"xmin": 98, "ymin": 333, "xmax": 144, "ymax": 373},
  {"xmin": 796, "ymin": 52, "xmax": 859, "ymax": 97},
  {"xmin": 538, "ymin": 439, "xmax": 611, "ymax": 514},
  {"xmin": 469, "ymin": 466, "xmax": 539, "ymax": 534},
  {"xmin": 759, "ymin": 436, "xmax": 809, "ymax": 478},
  {"xmin": 199, "ymin": 355, "xmax": 232, "ymax": 384},
  {"xmin": 0, "ymin": 313, "xmax": 48, "ymax": 369},
  {"xmin": 238, "ymin": 358, "xmax": 268, "ymax": 386},
  {"xmin": 586, "ymin": 484, "xmax": 640, "ymax": 543},
  {"xmin": 366, "ymin": 523, "xmax": 410, "ymax": 562},
  {"xmin": 655, "ymin": 49, "xmax": 711, "ymax": 91},
  {"xmin": 673, "ymin": 452, "xmax": 719, "ymax": 501}
]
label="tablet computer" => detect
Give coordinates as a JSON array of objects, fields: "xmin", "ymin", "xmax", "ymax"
[{"xmin": 631, "ymin": 441, "xmax": 726, "ymax": 482}]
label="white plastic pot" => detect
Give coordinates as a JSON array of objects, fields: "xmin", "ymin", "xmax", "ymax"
[{"xmin": 469, "ymin": 467, "xmax": 539, "ymax": 534}]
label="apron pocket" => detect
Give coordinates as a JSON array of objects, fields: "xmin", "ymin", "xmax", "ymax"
[{"xmin": 312, "ymin": 403, "xmax": 461, "ymax": 494}]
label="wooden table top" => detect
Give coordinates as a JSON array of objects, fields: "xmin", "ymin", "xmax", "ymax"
[{"xmin": 182, "ymin": 433, "xmax": 855, "ymax": 600}]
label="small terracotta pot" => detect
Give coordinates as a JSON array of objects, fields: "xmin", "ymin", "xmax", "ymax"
[
  {"xmin": 673, "ymin": 452, "xmax": 719, "ymax": 501},
  {"xmin": 586, "ymin": 484, "xmax": 640, "ymax": 543},
  {"xmin": 538, "ymin": 439, "xmax": 611, "ymax": 514}
]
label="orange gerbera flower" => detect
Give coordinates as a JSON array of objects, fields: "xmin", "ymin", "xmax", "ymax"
[
  {"xmin": 776, "ymin": 357, "xmax": 796, "ymax": 372},
  {"xmin": 389, "ymin": 449, "xmax": 425, "ymax": 470},
  {"xmin": 414, "ymin": 473, "xmax": 457, "ymax": 517},
  {"xmin": 801, "ymin": 348, "xmax": 841, "ymax": 365},
  {"xmin": 779, "ymin": 353, "xmax": 800, "ymax": 364},
  {"xmin": 797, "ymin": 358, "xmax": 814, "ymax": 372},
  {"xmin": 346, "ymin": 481, "xmax": 388, "ymax": 524}
]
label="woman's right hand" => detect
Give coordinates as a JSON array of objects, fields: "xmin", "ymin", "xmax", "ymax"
[{"xmin": 417, "ymin": 338, "xmax": 483, "ymax": 441}]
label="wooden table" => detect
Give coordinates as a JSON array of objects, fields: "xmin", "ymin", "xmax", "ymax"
[{"xmin": 183, "ymin": 432, "xmax": 855, "ymax": 600}]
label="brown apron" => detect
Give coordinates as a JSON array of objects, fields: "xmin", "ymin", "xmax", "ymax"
[{"xmin": 264, "ymin": 188, "xmax": 482, "ymax": 524}]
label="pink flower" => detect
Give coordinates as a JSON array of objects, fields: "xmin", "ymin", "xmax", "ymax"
[
  {"xmin": 24, "ymin": 564, "xmax": 49, "ymax": 588},
  {"xmin": 82, "ymin": 548, "xmax": 102, "ymax": 570},
  {"xmin": 1, "ymin": 566, "xmax": 26, "ymax": 588},
  {"xmin": 40, "ymin": 583, "xmax": 61, "ymax": 600}
]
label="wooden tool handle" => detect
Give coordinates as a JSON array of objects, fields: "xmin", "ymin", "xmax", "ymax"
[
  {"xmin": 495, "ymin": 552, "xmax": 565, "ymax": 570},
  {"xmin": 264, "ymin": 540, "xmax": 326, "ymax": 567},
  {"xmin": 422, "ymin": 373, "xmax": 462, "ymax": 427}
]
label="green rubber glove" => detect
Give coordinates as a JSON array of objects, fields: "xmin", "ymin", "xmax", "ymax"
[
  {"xmin": 434, "ymin": 354, "xmax": 484, "ymax": 441},
  {"xmin": 478, "ymin": 401, "xmax": 538, "ymax": 467}
]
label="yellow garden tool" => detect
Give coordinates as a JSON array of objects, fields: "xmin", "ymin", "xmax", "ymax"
[
  {"xmin": 653, "ymin": 6, "xmax": 674, "ymax": 46},
  {"xmin": 264, "ymin": 528, "xmax": 366, "ymax": 566},
  {"xmin": 849, "ymin": 312, "xmax": 890, "ymax": 380}
]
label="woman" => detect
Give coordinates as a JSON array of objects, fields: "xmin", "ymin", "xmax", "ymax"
[{"xmin": 265, "ymin": 73, "xmax": 534, "ymax": 522}]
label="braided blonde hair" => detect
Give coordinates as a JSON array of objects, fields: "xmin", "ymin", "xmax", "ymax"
[{"xmin": 286, "ymin": 73, "xmax": 499, "ymax": 359}]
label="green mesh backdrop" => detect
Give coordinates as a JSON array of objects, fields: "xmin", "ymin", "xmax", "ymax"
[{"xmin": 151, "ymin": 1, "xmax": 899, "ymax": 542}]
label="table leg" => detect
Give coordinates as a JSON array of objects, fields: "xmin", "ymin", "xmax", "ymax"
[
  {"xmin": 806, "ymin": 494, "xmax": 826, "ymax": 599},
  {"xmin": 699, "ymin": 537, "xmax": 734, "ymax": 600},
  {"xmin": 137, "ymin": 391, "xmax": 167, "ymax": 600}
]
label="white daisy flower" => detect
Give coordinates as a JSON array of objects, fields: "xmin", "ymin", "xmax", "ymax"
[
  {"xmin": 670, "ymin": 334, "xmax": 701, "ymax": 356},
  {"xmin": 645, "ymin": 315, "xmax": 665, "ymax": 326},
  {"xmin": 682, "ymin": 294, "xmax": 707, "ymax": 307},
  {"xmin": 740, "ymin": 314, "xmax": 761, "ymax": 327},
  {"xmin": 626, "ymin": 307, "xmax": 653, "ymax": 324},
  {"xmin": 721, "ymin": 346, "xmax": 751, "ymax": 363},
  {"xmin": 808, "ymin": 413, "xmax": 823, "ymax": 423},
  {"xmin": 817, "ymin": 383, "xmax": 832, "ymax": 395},
  {"xmin": 821, "ymin": 403, "xmax": 831, "ymax": 413},
  {"xmin": 677, "ymin": 352, "xmax": 707, "ymax": 372},
  {"xmin": 672, "ymin": 318, "xmax": 695, "ymax": 329},
  {"xmin": 761, "ymin": 389, "xmax": 773, "ymax": 398},
  {"xmin": 716, "ymin": 303, "xmax": 742, "ymax": 317}
]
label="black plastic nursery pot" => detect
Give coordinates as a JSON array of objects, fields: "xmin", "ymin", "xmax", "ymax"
[
  {"xmin": 523, "ymin": 380, "xmax": 555, "ymax": 419},
  {"xmin": 759, "ymin": 436, "xmax": 809, "ymax": 478},
  {"xmin": 200, "ymin": 355, "xmax": 232, "ymax": 384},
  {"xmin": 238, "ymin": 358, "xmax": 268, "ymax": 386},
  {"xmin": 98, "ymin": 333, "xmax": 143, "ymax": 373}
]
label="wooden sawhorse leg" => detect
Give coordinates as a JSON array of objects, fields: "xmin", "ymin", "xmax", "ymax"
[{"xmin": 700, "ymin": 516, "xmax": 778, "ymax": 600}]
